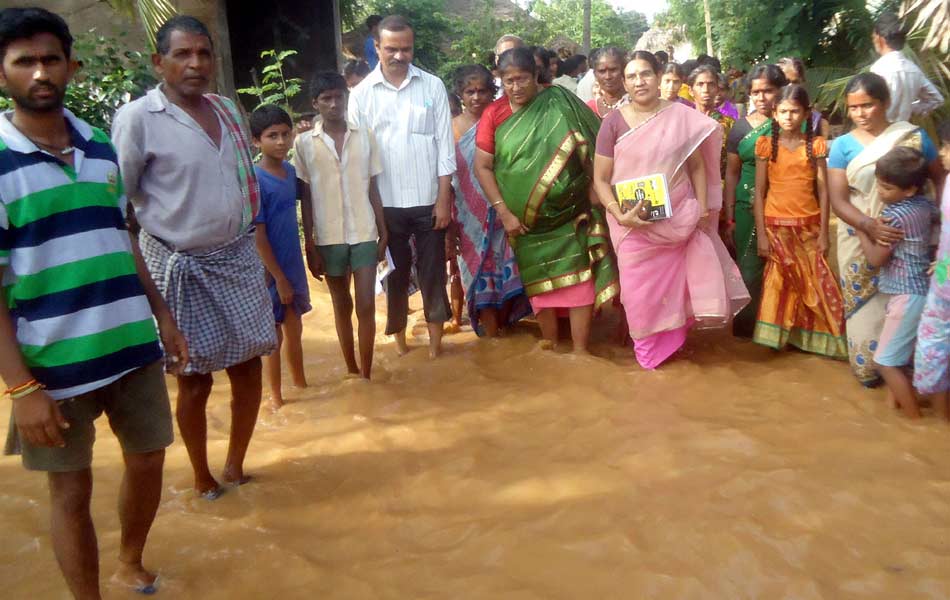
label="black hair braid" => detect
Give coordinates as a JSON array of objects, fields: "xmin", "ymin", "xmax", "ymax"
[
  {"xmin": 770, "ymin": 118, "xmax": 780, "ymax": 162},
  {"xmin": 804, "ymin": 111, "xmax": 816, "ymax": 168}
]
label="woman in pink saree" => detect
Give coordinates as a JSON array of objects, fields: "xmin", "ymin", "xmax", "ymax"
[{"xmin": 593, "ymin": 51, "xmax": 749, "ymax": 369}]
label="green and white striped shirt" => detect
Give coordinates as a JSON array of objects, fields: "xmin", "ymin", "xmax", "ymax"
[{"xmin": 0, "ymin": 110, "xmax": 162, "ymax": 400}]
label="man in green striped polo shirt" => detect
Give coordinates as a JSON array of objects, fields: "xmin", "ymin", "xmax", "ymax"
[{"xmin": 0, "ymin": 8, "xmax": 188, "ymax": 598}]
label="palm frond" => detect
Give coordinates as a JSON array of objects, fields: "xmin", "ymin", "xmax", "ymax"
[
  {"xmin": 101, "ymin": 0, "xmax": 177, "ymax": 49},
  {"xmin": 901, "ymin": 0, "xmax": 950, "ymax": 54}
]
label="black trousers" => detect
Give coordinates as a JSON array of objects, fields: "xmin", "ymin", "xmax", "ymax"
[{"xmin": 383, "ymin": 206, "xmax": 451, "ymax": 335}]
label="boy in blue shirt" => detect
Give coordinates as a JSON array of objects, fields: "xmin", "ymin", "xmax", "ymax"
[
  {"xmin": 250, "ymin": 105, "xmax": 311, "ymax": 409},
  {"xmin": 856, "ymin": 147, "xmax": 936, "ymax": 418}
]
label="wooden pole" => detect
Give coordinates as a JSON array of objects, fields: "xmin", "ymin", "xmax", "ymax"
[
  {"xmin": 703, "ymin": 0, "xmax": 713, "ymax": 55},
  {"xmin": 332, "ymin": 0, "xmax": 344, "ymax": 71},
  {"xmin": 583, "ymin": 0, "xmax": 591, "ymax": 55}
]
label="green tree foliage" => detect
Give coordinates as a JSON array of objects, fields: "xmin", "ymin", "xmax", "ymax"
[
  {"xmin": 659, "ymin": 0, "xmax": 900, "ymax": 68},
  {"xmin": 529, "ymin": 0, "xmax": 648, "ymax": 50},
  {"xmin": 356, "ymin": 0, "xmax": 647, "ymax": 82},
  {"xmin": 0, "ymin": 30, "xmax": 155, "ymax": 132},
  {"xmin": 366, "ymin": 0, "xmax": 452, "ymax": 72},
  {"xmin": 441, "ymin": 0, "xmax": 549, "ymax": 80}
]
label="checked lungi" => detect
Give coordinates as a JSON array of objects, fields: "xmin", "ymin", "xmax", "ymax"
[{"xmin": 140, "ymin": 230, "xmax": 277, "ymax": 375}]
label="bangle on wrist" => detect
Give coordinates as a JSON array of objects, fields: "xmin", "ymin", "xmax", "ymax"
[
  {"xmin": 5, "ymin": 378, "xmax": 39, "ymax": 396},
  {"xmin": 7, "ymin": 380, "xmax": 45, "ymax": 400},
  {"xmin": 490, "ymin": 199, "xmax": 504, "ymax": 208}
]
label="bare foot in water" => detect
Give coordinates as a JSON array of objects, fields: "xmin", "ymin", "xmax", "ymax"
[
  {"xmin": 394, "ymin": 331, "xmax": 411, "ymax": 356},
  {"xmin": 195, "ymin": 475, "xmax": 223, "ymax": 500},
  {"xmin": 535, "ymin": 339, "xmax": 556, "ymax": 352},
  {"xmin": 222, "ymin": 465, "xmax": 252, "ymax": 487},
  {"xmin": 112, "ymin": 561, "xmax": 159, "ymax": 595},
  {"xmin": 268, "ymin": 395, "xmax": 284, "ymax": 412}
]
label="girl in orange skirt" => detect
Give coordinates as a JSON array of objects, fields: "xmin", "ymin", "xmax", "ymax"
[{"xmin": 752, "ymin": 84, "xmax": 848, "ymax": 358}]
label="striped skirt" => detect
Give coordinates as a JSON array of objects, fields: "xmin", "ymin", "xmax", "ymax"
[{"xmin": 753, "ymin": 216, "xmax": 848, "ymax": 358}]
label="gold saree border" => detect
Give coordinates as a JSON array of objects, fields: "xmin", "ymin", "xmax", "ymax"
[
  {"xmin": 523, "ymin": 131, "xmax": 589, "ymax": 227},
  {"xmin": 523, "ymin": 267, "xmax": 592, "ymax": 296}
]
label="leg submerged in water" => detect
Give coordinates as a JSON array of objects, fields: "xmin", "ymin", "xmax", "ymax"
[
  {"xmin": 536, "ymin": 308, "xmax": 558, "ymax": 350},
  {"xmin": 49, "ymin": 469, "xmax": 100, "ymax": 599},
  {"xmin": 113, "ymin": 449, "xmax": 164, "ymax": 594},
  {"xmin": 569, "ymin": 305, "xmax": 594, "ymax": 354},
  {"xmin": 326, "ymin": 274, "xmax": 360, "ymax": 374},
  {"xmin": 222, "ymin": 357, "xmax": 263, "ymax": 485},
  {"xmin": 282, "ymin": 307, "xmax": 307, "ymax": 388},
  {"xmin": 353, "ymin": 266, "xmax": 377, "ymax": 378},
  {"xmin": 175, "ymin": 373, "xmax": 219, "ymax": 496},
  {"xmin": 264, "ymin": 325, "xmax": 284, "ymax": 409},
  {"xmin": 877, "ymin": 363, "xmax": 922, "ymax": 418}
]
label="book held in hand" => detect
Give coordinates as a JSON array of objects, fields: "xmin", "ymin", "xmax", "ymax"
[{"xmin": 614, "ymin": 173, "xmax": 672, "ymax": 221}]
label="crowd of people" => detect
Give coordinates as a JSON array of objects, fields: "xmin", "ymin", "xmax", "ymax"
[{"xmin": 0, "ymin": 5, "xmax": 948, "ymax": 598}]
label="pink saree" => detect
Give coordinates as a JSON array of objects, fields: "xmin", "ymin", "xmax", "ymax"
[{"xmin": 608, "ymin": 102, "xmax": 749, "ymax": 369}]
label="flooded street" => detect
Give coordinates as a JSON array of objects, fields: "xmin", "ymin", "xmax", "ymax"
[{"xmin": 3, "ymin": 279, "xmax": 950, "ymax": 599}]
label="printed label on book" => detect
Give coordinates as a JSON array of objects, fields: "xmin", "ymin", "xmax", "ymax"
[{"xmin": 614, "ymin": 173, "xmax": 672, "ymax": 221}]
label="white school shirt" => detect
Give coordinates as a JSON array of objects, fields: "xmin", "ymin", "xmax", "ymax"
[
  {"xmin": 870, "ymin": 50, "xmax": 945, "ymax": 123},
  {"xmin": 347, "ymin": 64, "xmax": 455, "ymax": 209},
  {"xmin": 292, "ymin": 121, "xmax": 382, "ymax": 245}
]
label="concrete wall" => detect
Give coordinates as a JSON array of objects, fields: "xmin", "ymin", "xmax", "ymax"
[{"xmin": 8, "ymin": 0, "xmax": 149, "ymax": 53}]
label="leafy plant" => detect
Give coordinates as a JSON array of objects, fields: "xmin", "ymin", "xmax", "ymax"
[
  {"xmin": 101, "ymin": 0, "xmax": 177, "ymax": 49},
  {"xmin": 902, "ymin": 0, "xmax": 950, "ymax": 55},
  {"xmin": 237, "ymin": 49, "xmax": 305, "ymax": 117},
  {"xmin": 0, "ymin": 30, "xmax": 155, "ymax": 132}
]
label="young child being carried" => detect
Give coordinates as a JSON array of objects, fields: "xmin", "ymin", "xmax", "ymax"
[
  {"xmin": 856, "ymin": 146, "xmax": 936, "ymax": 418},
  {"xmin": 753, "ymin": 84, "xmax": 848, "ymax": 358},
  {"xmin": 294, "ymin": 72, "xmax": 388, "ymax": 380},
  {"xmin": 914, "ymin": 124, "xmax": 950, "ymax": 421},
  {"xmin": 250, "ymin": 105, "xmax": 312, "ymax": 409}
]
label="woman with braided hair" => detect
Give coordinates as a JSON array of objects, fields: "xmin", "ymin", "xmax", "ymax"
[
  {"xmin": 751, "ymin": 84, "xmax": 847, "ymax": 357},
  {"xmin": 725, "ymin": 63, "xmax": 787, "ymax": 337}
]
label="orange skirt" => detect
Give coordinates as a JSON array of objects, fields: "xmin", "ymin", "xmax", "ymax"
[{"xmin": 753, "ymin": 216, "xmax": 848, "ymax": 358}]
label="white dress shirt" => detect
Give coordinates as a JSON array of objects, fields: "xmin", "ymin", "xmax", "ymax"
[
  {"xmin": 347, "ymin": 63, "xmax": 456, "ymax": 209},
  {"xmin": 870, "ymin": 50, "xmax": 945, "ymax": 123},
  {"xmin": 576, "ymin": 69, "xmax": 595, "ymax": 102}
]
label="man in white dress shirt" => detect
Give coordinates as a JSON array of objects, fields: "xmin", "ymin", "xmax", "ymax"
[
  {"xmin": 870, "ymin": 12, "xmax": 944, "ymax": 123},
  {"xmin": 348, "ymin": 15, "xmax": 455, "ymax": 358}
]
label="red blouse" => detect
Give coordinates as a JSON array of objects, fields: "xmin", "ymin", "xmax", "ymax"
[{"xmin": 475, "ymin": 96, "xmax": 514, "ymax": 155}]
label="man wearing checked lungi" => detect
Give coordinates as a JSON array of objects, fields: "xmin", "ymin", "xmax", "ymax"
[{"xmin": 112, "ymin": 15, "xmax": 277, "ymax": 500}]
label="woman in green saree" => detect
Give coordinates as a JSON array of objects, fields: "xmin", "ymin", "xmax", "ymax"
[
  {"xmin": 473, "ymin": 47, "xmax": 619, "ymax": 353},
  {"xmin": 724, "ymin": 64, "xmax": 788, "ymax": 337}
]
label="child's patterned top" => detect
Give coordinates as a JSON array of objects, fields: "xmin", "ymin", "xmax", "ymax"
[{"xmin": 933, "ymin": 181, "xmax": 950, "ymax": 297}]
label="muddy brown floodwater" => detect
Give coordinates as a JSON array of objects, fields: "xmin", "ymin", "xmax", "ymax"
[{"xmin": 3, "ymin": 279, "xmax": 950, "ymax": 599}]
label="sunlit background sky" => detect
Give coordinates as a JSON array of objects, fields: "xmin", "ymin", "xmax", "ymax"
[
  {"xmin": 608, "ymin": 0, "xmax": 668, "ymax": 20},
  {"xmin": 513, "ymin": 0, "xmax": 670, "ymax": 22}
]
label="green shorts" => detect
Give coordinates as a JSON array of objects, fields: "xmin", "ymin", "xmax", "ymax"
[
  {"xmin": 5, "ymin": 361, "xmax": 173, "ymax": 472},
  {"xmin": 318, "ymin": 241, "xmax": 378, "ymax": 277}
]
